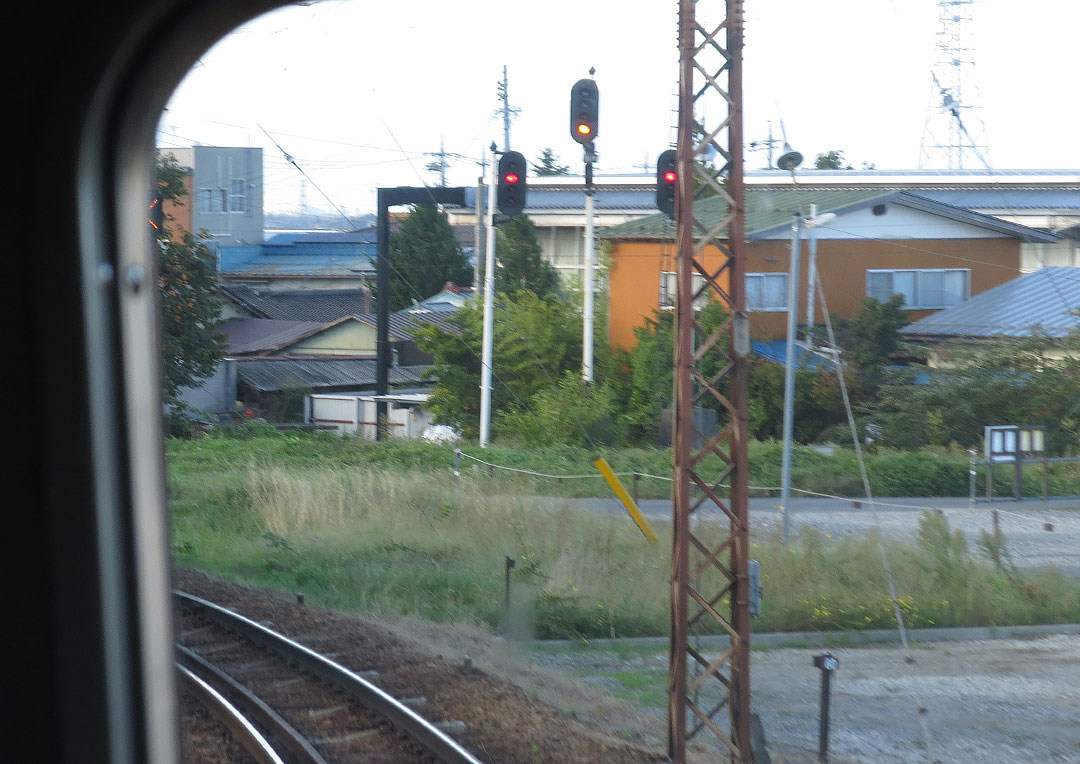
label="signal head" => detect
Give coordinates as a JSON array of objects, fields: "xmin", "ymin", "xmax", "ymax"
[{"xmin": 569, "ymin": 78, "xmax": 599, "ymax": 145}]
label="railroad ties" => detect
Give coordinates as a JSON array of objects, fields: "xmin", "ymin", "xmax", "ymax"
[{"xmin": 175, "ymin": 591, "xmax": 480, "ymax": 764}]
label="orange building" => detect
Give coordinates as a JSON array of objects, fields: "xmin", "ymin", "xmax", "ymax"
[{"xmin": 601, "ymin": 189, "xmax": 1057, "ymax": 350}]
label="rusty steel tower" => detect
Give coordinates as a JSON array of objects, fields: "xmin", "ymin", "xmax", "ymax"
[{"xmin": 669, "ymin": 1, "xmax": 752, "ymax": 762}]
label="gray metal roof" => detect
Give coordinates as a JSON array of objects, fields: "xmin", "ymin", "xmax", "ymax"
[
  {"xmin": 911, "ymin": 189, "xmax": 1080, "ymax": 212},
  {"xmin": 519, "ymin": 188, "xmax": 659, "ymax": 211},
  {"xmin": 900, "ymin": 267, "xmax": 1080, "ymax": 339},
  {"xmin": 235, "ymin": 358, "xmax": 428, "ymax": 393},
  {"xmin": 221, "ymin": 318, "xmax": 333, "ymax": 355},
  {"xmin": 223, "ymin": 286, "xmax": 371, "ymax": 321}
]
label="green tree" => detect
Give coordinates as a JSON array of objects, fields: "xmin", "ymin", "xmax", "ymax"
[
  {"xmin": 531, "ymin": 148, "xmax": 570, "ymax": 176},
  {"xmin": 813, "ymin": 150, "xmax": 854, "ymax": 170},
  {"xmin": 411, "ymin": 291, "xmax": 583, "ymax": 439},
  {"xmin": 388, "ymin": 204, "xmax": 473, "ymax": 311},
  {"xmin": 621, "ymin": 300, "xmax": 729, "ymax": 441},
  {"xmin": 867, "ymin": 331, "xmax": 1080, "ymax": 453},
  {"xmin": 832, "ymin": 295, "xmax": 910, "ymax": 388},
  {"xmin": 494, "ymin": 216, "xmax": 559, "ymax": 298},
  {"xmin": 155, "ymin": 153, "xmax": 225, "ymax": 409}
]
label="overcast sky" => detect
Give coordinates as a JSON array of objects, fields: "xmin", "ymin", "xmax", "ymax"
[{"xmin": 159, "ymin": 0, "xmax": 1080, "ymax": 217}]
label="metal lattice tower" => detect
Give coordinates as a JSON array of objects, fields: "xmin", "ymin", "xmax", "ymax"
[
  {"xmin": 669, "ymin": 1, "xmax": 752, "ymax": 762},
  {"xmin": 919, "ymin": 0, "xmax": 991, "ymax": 169}
]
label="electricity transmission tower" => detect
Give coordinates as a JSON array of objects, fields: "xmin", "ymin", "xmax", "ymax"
[
  {"xmin": 669, "ymin": 1, "xmax": 753, "ymax": 762},
  {"xmin": 919, "ymin": 0, "xmax": 991, "ymax": 169}
]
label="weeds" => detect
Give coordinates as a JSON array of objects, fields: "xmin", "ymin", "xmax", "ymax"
[{"xmin": 167, "ymin": 433, "xmax": 1080, "ymax": 639}]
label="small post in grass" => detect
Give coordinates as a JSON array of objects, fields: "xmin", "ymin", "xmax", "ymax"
[
  {"xmin": 453, "ymin": 448, "xmax": 461, "ymax": 490},
  {"xmin": 813, "ymin": 652, "xmax": 838, "ymax": 762},
  {"xmin": 504, "ymin": 556, "xmax": 516, "ymax": 633}
]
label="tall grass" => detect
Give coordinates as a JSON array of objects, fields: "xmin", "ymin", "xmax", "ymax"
[{"xmin": 169, "ymin": 440, "xmax": 1080, "ymax": 638}]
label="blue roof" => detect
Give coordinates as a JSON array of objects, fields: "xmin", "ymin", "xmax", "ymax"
[
  {"xmin": 751, "ymin": 340, "xmax": 837, "ymax": 371},
  {"xmin": 901, "ymin": 266, "xmax": 1080, "ymax": 339}
]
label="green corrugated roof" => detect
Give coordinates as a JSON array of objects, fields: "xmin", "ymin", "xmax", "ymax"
[
  {"xmin": 599, "ymin": 188, "xmax": 897, "ymax": 240},
  {"xmin": 601, "ymin": 187, "xmax": 1059, "ymax": 243}
]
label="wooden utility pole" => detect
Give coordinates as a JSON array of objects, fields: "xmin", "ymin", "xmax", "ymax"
[{"xmin": 669, "ymin": 1, "xmax": 753, "ymax": 761}]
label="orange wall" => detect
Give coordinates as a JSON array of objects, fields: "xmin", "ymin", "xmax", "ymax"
[
  {"xmin": 163, "ymin": 174, "xmax": 194, "ymax": 241},
  {"xmin": 607, "ymin": 240, "xmax": 732, "ymax": 351},
  {"xmin": 608, "ymin": 236, "xmax": 1022, "ymax": 348}
]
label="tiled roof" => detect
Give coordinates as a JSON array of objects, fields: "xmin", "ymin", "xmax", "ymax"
[
  {"xmin": 221, "ymin": 318, "xmax": 332, "ymax": 355},
  {"xmin": 598, "ymin": 189, "xmax": 1059, "ymax": 243},
  {"xmin": 900, "ymin": 266, "xmax": 1080, "ymax": 339},
  {"xmin": 235, "ymin": 358, "xmax": 428, "ymax": 393},
  {"xmin": 223, "ymin": 286, "xmax": 371, "ymax": 321}
]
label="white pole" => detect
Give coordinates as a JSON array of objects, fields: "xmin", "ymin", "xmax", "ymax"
[
  {"xmin": 583, "ymin": 191, "xmax": 595, "ymax": 382},
  {"xmin": 805, "ymin": 203, "xmax": 818, "ymax": 332},
  {"xmin": 780, "ymin": 214, "xmax": 803, "ymax": 542},
  {"xmin": 473, "ymin": 177, "xmax": 484, "ymax": 290},
  {"xmin": 479, "ymin": 144, "xmax": 499, "ymax": 448}
]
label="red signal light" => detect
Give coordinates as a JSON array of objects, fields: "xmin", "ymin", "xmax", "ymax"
[
  {"xmin": 663, "ymin": 170, "xmax": 677, "ymax": 183},
  {"xmin": 504, "ymin": 172, "xmax": 520, "ymax": 184}
]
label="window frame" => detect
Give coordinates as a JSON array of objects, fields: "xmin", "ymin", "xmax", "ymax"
[{"xmin": 866, "ymin": 268, "xmax": 970, "ymax": 309}]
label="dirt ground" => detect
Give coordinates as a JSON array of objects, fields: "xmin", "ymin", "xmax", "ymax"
[{"xmin": 175, "ymin": 568, "xmax": 1080, "ymax": 763}]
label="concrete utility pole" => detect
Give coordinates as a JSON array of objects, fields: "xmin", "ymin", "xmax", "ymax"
[
  {"xmin": 496, "ymin": 66, "xmax": 520, "ymax": 152},
  {"xmin": 479, "ymin": 142, "xmax": 499, "ymax": 447}
]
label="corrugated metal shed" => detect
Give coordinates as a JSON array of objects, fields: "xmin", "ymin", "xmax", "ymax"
[
  {"xmin": 900, "ymin": 266, "xmax": 1080, "ymax": 339},
  {"xmin": 235, "ymin": 358, "xmax": 428, "ymax": 393},
  {"xmin": 598, "ymin": 189, "xmax": 1059, "ymax": 243}
]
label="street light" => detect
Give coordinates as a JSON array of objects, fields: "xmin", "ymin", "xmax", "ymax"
[{"xmin": 779, "ymin": 201, "xmax": 838, "ymax": 542}]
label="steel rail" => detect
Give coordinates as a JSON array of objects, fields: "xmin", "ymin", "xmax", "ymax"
[
  {"xmin": 177, "ymin": 646, "xmax": 327, "ymax": 764},
  {"xmin": 175, "ymin": 590, "xmax": 485, "ymax": 764},
  {"xmin": 177, "ymin": 663, "xmax": 289, "ymax": 764}
]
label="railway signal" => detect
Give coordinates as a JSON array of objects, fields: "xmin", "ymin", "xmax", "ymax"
[
  {"xmin": 656, "ymin": 149, "xmax": 677, "ymax": 218},
  {"xmin": 496, "ymin": 151, "xmax": 527, "ymax": 218},
  {"xmin": 569, "ymin": 78, "xmax": 599, "ymax": 145}
]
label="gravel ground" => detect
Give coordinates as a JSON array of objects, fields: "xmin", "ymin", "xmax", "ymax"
[{"xmin": 529, "ymin": 634, "xmax": 1080, "ymax": 763}]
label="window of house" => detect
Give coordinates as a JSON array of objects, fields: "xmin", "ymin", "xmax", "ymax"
[
  {"xmin": 659, "ymin": 271, "xmax": 710, "ymax": 311},
  {"xmin": 229, "ymin": 179, "xmax": 247, "ymax": 213},
  {"xmin": 197, "ymin": 187, "xmax": 227, "ymax": 214},
  {"xmin": 746, "ymin": 272, "xmax": 788, "ymax": 311},
  {"xmin": 866, "ymin": 268, "xmax": 969, "ymax": 308}
]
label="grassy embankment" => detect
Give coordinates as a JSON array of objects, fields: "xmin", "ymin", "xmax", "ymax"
[{"xmin": 167, "ymin": 427, "xmax": 1080, "ymax": 639}]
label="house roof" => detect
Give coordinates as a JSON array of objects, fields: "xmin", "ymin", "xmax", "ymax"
[
  {"xmin": 597, "ymin": 188, "xmax": 1060, "ymax": 243},
  {"xmin": 220, "ymin": 316, "xmax": 390, "ymax": 355},
  {"xmin": 223, "ymin": 286, "xmax": 371, "ymax": 321},
  {"xmin": 900, "ymin": 266, "xmax": 1080, "ymax": 340},
  {"xmin": 235, "ymin": 358, "xmax": 428, "ymax": 393}
]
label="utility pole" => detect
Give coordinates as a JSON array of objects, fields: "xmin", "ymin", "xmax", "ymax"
[
  {"xmin": 780, "ymin": 214, "xmax": 803, "ymax": 543},
  {"xmin": 496, "ymin": 66, "xmax": 520, "ymax": 152},
  {"xmin": 570, "ymin": 72, "xmax": 599, "ymax": 383},
  {"xmin": 479, "ymin": 143, "xmax": 499, "ymax": 447}
]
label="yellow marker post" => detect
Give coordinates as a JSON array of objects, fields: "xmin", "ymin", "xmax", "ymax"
[{"xmin": 593, "ymin": 456, "xmax": 658, "ymax": 544}]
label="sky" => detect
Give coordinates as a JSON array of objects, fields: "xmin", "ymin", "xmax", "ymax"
[{"xmin": 159, "ymin": 0, "xmax": 1080, "ymax": 217}]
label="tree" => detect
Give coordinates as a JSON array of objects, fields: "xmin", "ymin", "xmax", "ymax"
[
  {"xmin": 531, "ymin": 148, "xmax": 570, "ymax": 176},
  {"xmin": 813, "ymin": 150, "xmax": 854, "ymax": 170},
  {"xmin": 831, "ymin": 295, "xmax": 910, "ymax": 388},
  {"xmin": 411, "ymin": 291, "xmax": 582, "ymax": 439},
  {"xmin": 494, "ymin": 215, "xmax": 559, "ymax": 298},
  {"xmin": 155, "ymin": 153, "xmax": 225, "ymax": 409},
  {"xmin": 866, "ymin": 331, "xmax": 1080, "ymax": 452},
  {"xmin": 387, "ymin": 204, "xmax": 473, "ymax": 311}
]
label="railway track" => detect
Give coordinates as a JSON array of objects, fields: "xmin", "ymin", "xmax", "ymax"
[{"xmin": 175, "ymin": 590, "xmax": 485, "ymax": 764}]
